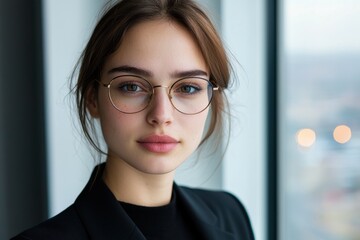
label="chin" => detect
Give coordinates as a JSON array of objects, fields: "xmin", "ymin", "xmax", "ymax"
[
  {"xmin": 135, "ymin": 162, "xmax": 180, "ymax": 175},
  {"xmin": 132, "ymin": 154, "xmax": 185, "ymax": 174}
]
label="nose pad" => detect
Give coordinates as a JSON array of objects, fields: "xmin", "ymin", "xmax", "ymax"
[{"xmin": 146, "ymin": 86, "xmax": 174, "ymax": 125}]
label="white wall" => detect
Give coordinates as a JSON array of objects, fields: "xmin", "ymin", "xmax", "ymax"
[
  {"xmin": 222, "ymin": 1, "xmax": 266, "ymax": 240},
  {"xmin": 43, "ymin": 0, "xmax": 106, "ymax": 216}
]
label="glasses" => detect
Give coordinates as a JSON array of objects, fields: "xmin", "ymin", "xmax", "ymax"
[{"xmin": 98, "ymin": 75, "xmax": 219, "ymax": 115}]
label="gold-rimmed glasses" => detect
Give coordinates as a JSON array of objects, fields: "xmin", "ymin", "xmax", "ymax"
[{"xmin": 98, "ymin": 75, "xmax": 219, "ymax": 115}]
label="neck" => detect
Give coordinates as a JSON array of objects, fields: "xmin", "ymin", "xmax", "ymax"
[{"xmin": 103, "ymin": 157, "xmax": 174, "ymax": 207}]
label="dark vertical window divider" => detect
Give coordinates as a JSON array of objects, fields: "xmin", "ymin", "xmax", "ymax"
[
  {"xmin": 0, "ymin": 0, "xmax": 48, "ymax": 238},
  {"xmin": 266, "ymin": 0, "xmax": 278, "ymax": 240}
]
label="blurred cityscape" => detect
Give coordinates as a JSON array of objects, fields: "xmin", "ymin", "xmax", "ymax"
[{"xmin": 281, "ymin": 53, "xmax": 360, "ymax": 239}]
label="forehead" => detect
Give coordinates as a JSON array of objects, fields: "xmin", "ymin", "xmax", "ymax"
[{"xmin": 102, "ymin": 19, "xmax": 208, "ymax": 78}]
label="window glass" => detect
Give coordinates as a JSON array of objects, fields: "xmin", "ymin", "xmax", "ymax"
[{"xmin": 279, "ymin": 1, "xmax": 360, "ymax": 239}]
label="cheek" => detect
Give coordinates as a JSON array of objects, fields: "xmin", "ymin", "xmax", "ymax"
[
  {"xmin": 182, "ymin": 110, "xmax": 209, "ymax": 142},
  {"xmin": 100, "ymin": 113, "xmax": 142, "ymax": 151},
  {"xmin": 97, "ymin": 97, "xmax": 138, "ymax": 143}
]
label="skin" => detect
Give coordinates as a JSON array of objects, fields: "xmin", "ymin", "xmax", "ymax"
[{"xmin": 87, "ymin": 19, "xmax": 209, "ymax": 207}]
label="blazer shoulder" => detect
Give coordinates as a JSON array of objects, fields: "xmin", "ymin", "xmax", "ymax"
[
  {"xmin": 178, "ymin": 186, "xmax": 255, "ymax": 240},
  {"xmin": 11, "ymin": 205, "xmax": 88, "ymax": 240}
]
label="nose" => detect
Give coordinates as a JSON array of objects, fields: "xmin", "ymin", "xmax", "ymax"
[{"xmin": 146, "ymin": 86, "xmax": 174, "ymax": 126}]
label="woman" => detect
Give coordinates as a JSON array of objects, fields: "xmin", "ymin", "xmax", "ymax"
[{"xmin": 12, "ymin": 0, "xmax": 254, "ymax": 239}]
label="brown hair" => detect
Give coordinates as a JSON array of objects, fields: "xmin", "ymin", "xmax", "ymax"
[{"xmin": 73, "ymin": 0, "xmax": 231, "ymax": 154}]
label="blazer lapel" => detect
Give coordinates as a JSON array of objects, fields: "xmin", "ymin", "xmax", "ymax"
[
  {"xmin": 175, "ymin": 184, "xmax": 237, "ymax": 240},
  {"xmin": 74, "ymin": 164, "xmax": 146, "ymax": 240},
  {"xmin": 73, "ymin": 164, "xmax": 236, "ymax": 240}
]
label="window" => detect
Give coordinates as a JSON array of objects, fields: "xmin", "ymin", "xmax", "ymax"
[{"xmin": 279, "ymin": 1, "xmax": 360, "ymax": 239}]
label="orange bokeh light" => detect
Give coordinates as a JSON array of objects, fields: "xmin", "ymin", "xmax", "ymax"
[
  {"xmin": 333, "ymin": 125, "xmax": 352, "ymax": 144},
  {"xmin": 296, "ymin": 128, "xmax": 316, "ymax": 147}
]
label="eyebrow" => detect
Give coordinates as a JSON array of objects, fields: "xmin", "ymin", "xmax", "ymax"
[
  {"xmin": 171, "ymin": 69, "xmax": 208, "ymax": 79},
  {"xmin": 108, "ymin": 65, "xmax": 208, "ymax": 79},
  {"xmin": 108, "ymin": 65, "xmax": 152, "ymax": 78}
]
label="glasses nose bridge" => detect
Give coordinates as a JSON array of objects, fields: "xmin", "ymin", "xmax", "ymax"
[
  {"xmin": 153, "ymin": 84, "xmax": 169, "ymax": 90},
  {"xmin": 148, "ymin": 84, "xmax": 175, "ymax": 113},
  {"xmin": 152, "ymin": 84, "xmax": 172, "ymax": 99}
]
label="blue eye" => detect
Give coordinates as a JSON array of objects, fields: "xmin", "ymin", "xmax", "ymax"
[
  {"xmin": 178, "ymin": 85, "xmax": 200, "ymax": 94},
  {"xmin": 111, "ymin": 77, "xmax": 151, "ymax": 95},
  {"xmin": 119, "ymin": 83, "xmax": 142, "ymax": 92}
]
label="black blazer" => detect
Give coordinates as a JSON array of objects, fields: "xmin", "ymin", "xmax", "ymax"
[{"xmin": 12, "ymin": 164, "xmax": 254, "ymax": 240}]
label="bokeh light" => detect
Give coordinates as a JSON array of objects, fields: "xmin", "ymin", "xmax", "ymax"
[
  {"xmin": 296, "ymin": 128, "xmax": 316, "ymax": 147},
  {"xmin": 333, "ymin": 125, "xmax": 352, "ymax": 144}
]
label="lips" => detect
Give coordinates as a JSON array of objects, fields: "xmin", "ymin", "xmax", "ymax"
[{"xmin": 137, "ymin": 135, "xmax": 179, "ymax": 153}]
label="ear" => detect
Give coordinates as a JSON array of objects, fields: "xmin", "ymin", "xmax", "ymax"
[{"xmin": 86, "ymin": 86, "xmax": 100, "ymax": 118}]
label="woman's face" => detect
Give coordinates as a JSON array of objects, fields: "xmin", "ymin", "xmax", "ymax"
[{"xmin": 88, "ymin": 19, "xmax": 209, "ymax": 175}]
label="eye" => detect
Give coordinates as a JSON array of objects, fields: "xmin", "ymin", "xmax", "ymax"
[
  {"xmin": 111, "ymin": 76, "xmax": 151, "ymax": 95},
  {"xmin": 177, "ymin": 84, "xmax": 200, "ymax": 94},
  {"xmin": 172, "ymin": 78, "xmax": 206, "ymax": 96},
  {"xmin": 119, "ymin": 83, "xmax": 142, "ymax": 92}
]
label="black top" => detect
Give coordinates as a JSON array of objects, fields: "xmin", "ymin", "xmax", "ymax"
[
  {"xmin": 12, "ymin": 163, "xmax": 255, "ymax": 240},
  {"xmin": 120, "ymin": 190, "xmax": 200, "ymax": 239}
]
